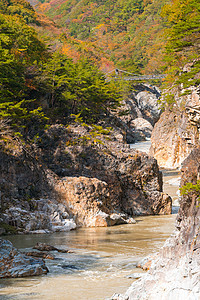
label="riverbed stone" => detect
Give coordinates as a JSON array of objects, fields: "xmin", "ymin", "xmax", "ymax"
[
  {"xmin": 33, "ymin": 242, "xmax": 69, "ymax": 253},
  {"xmin": 0, "ymin": 239, "xmax": 48, "ymax": 278},
  {"xmin": 126, "ymin": 273, "xmax": 144, "ymax": 279},
  {"xmin": 25, "ymin": 251, "xmax": 55, "ymax": 260}
]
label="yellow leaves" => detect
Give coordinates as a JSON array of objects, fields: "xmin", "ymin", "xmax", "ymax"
[{"xmin": 95, "ymin": 23, "xmax": 106, "ymax": 30}]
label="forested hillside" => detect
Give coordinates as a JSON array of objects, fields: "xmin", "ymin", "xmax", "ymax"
[
  {"xmin": 0, "ymin": 0, "xmax": 122, "ymax": 142},
  {"xmin": 33, "ymin": 0, "xmax": 167, "ymax": 74},
  {"xmin": 162, "ymin": 0, "xmax": 200, "ymax": 97},
  {"xmin": 1, "ymin": 0, "xmax": 199, "ymax": 140}
]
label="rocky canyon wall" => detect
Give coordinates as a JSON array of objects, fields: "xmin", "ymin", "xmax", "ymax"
[
  {"xmin": 111, "ymin": 83, "xmax": 161, "ymax": 143},
  {"xmin": 0, "ymin": 122, "xmax": 171, "ymax": 234},
  {"xmin": 150, "ymin": 84, "xmax": 200, "ymax": 169}
]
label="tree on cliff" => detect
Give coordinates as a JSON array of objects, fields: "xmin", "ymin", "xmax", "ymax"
[{"xmin": 36, "ymin": 52, "xmax": 121, "ymax": 123}]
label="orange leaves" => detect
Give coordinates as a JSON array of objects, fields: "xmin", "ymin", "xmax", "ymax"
[
  {"xmin": 99, "ymin": 57, "xmax": 115, "ymax": 73},
  {"xmin": 25, "ymin": 79, "xmax": 37, "ymax": 90},
  {"xmin": 37, "ymin": 3, "xmax": 51, "ymax": 13},
  {"xmin": 62, "ymin": 43, "xmax": 80, "ymax": 62},
  {"xmin": 33, "ymin": 0, "xmax": 169, "ymax": 75}
]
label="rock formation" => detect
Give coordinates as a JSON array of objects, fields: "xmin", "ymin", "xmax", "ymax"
[
  {"xmin": 150, "ymin": 84, "xmax": 200, "ymax": 169},
  {"xmin": 112, "ymin": 84, "xmax": 161, "ymax": 143},
  {"xmin": 41, "ymin": 125, "xmax": 172, "ymax": 225},
  {"xmin": 0, "ymin": 145, "xmax": 76, "ymax": 234},
  {"xmin": 0, "ymin": 122, "xmax": 171, "ymax": 233},
  {"xmin": 0, "ymin": 239, "xmax": 48, "ymax": 278}
]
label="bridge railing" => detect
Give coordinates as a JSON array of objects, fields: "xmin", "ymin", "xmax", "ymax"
[
  {"xmin": 105, "ymin": 69, "xmax": 166, "ymax": 81},
  {"xmin": 117, "ymin": 75, "xmax": 166, "ymax": 81}
]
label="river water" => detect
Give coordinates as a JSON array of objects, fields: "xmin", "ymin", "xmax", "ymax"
[{"xmin": 0, "ymin": 141, "xmax": 180, "ymax": 300}]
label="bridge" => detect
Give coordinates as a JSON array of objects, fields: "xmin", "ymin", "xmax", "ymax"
[{"xmin": 105, "ymin": 69, "xmax": 166, "ymax": 81}]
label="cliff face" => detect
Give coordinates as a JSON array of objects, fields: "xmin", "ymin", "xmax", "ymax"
[
  {"xmin": 150, "ymin": 85, "xmax": 200, "ymax": 169},
  {"xmin": 150, "ymin": 109, "xmax": 196, "ymax": 168},
  {"xmin": 113, "ymin": 148, "xmax": 200, "ymax": 300},
  {"xmin": 0, "ymin": 145, "xmax": 77, "ymax": 234},
  {"xmin": 40, "ymin": 124, "xmax": 172, "ymax": 217},
  {"xmin": 0, "ymin": 124, "xmax": 171, "ymax": 234}
]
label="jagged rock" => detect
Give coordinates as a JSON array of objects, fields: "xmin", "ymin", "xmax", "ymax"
[
  {"xmin": 1, "ymin": 199, "xmax": 76, "ymax": 234},
  {"xmin": 43, "ymin": 126, "xmax": 171, "ymax": 221},
  {"xmin": 109, "ymin": 83, "xmax": 161, "ymax": 143},
  {"xmin": 151, "ymin": 192, "xmax": 172, "ymax": 215},
  {"xmin": 150, "ymin": 110, "xmax": 195, "ymax": 168},
  {"xmin": 0, "ymin": 239, "xmax": 48, "ymax": 278},
  {"xmin": 0, "ymin": 116, "xmax": 171, "ymax": 232},
  {"xmin": 135, "ymin": 88, "xmax": 161, "ymax": 125},
  {"xmin": 54, "ymin": 176, "xmax": 129, "ymax": 227}
]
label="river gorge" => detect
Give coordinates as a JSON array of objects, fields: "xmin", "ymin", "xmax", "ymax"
[
  {"xmin": 0, "ymin": 142, "xmax": 180, "ymax": 300},
  {"xmin": 1, "ymin": 0, "xmax": 199, "ymax": 298}
]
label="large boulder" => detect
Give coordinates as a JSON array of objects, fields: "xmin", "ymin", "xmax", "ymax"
[
  {"xmin": 135, "ymin": 87, "xmax": 161, "ymax": 125},
  {"xmin": 54, "ymin": 176, "xmax": 136, "ymax": 227},
  {"xmin": 0, "ymin": 122, "xmax": 171, "ymax": 232},
  {"xmin": 0, "ymin": 239, "xmax": 48, "ymax": 278},
  {"xmin": 43, "ymin": 126, "xmax": 172, "ymax": 225}
]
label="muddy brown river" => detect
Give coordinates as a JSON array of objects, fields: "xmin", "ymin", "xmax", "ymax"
[{"xmin": 0, "ymin": 141, "xmax": 180, "ymax": 300}]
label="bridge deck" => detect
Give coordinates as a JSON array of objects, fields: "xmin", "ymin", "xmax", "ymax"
[{"xmin": 121, "ymin": 75, "xmax": 166, "ymax": 81}]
